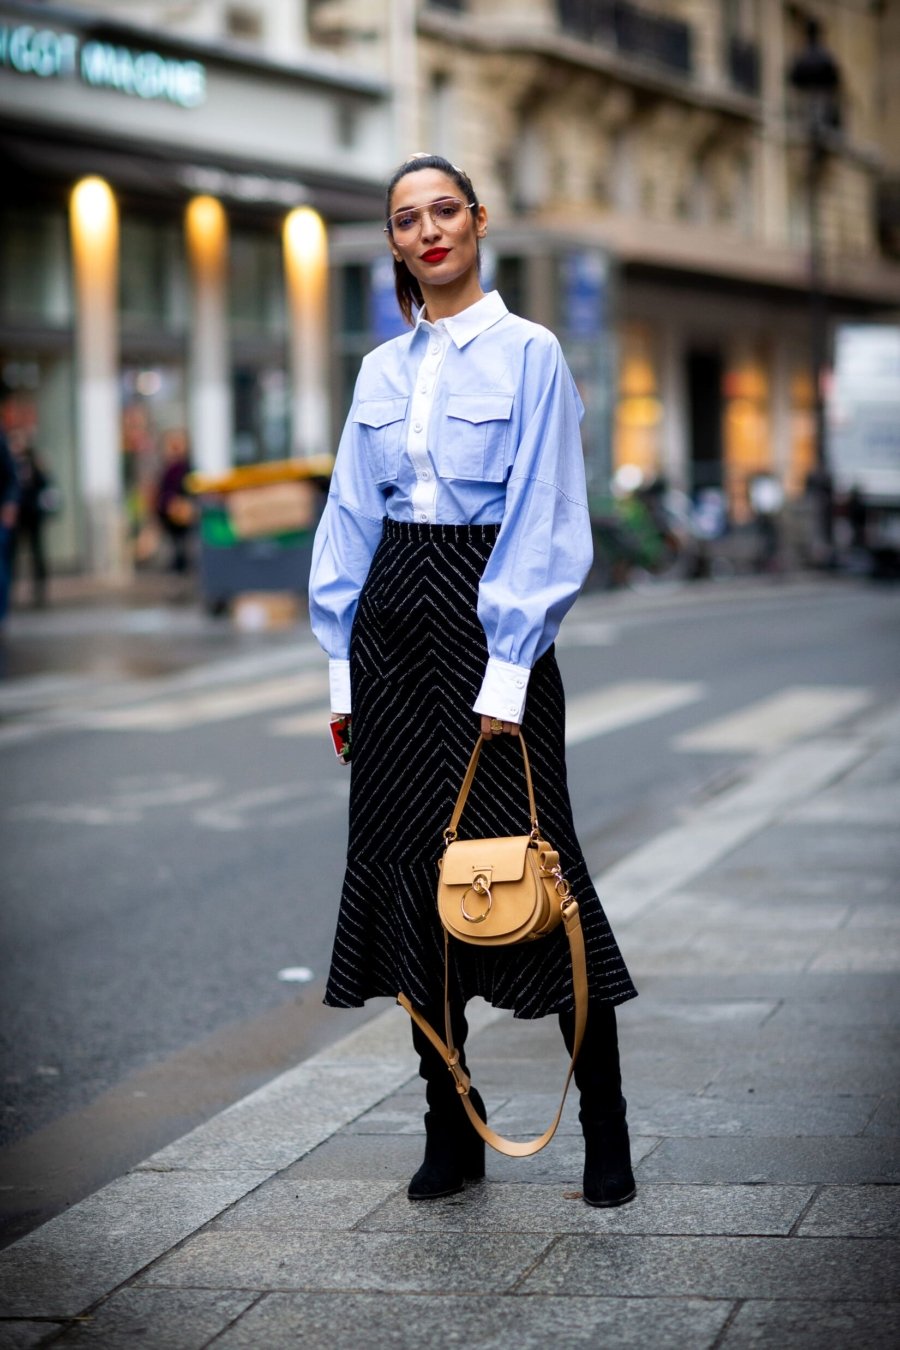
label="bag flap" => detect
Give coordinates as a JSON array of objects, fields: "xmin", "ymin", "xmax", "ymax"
[{"xmin": 441, "ymin": 836, "xmax": 532, "ymax": 886}]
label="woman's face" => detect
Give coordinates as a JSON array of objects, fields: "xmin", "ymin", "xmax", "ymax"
[{"xmin": 386, "ymin": 168, "xmax": 486, "ymax": 292}]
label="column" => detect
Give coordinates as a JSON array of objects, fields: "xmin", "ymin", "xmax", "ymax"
[
  {"xmin": 283, "ymin": 207, "xmax": 330, "ymax": 460},
  {"xmin": 185, "ymin": 195, "xmax": 231, "ymax": 476},
  {"xmin": 69, "ymin": 176, "xmax": 124, "ymax": 579},
  {"xmin": 658, "ymin": 318, "xmax": 688, "ymax": 491}
]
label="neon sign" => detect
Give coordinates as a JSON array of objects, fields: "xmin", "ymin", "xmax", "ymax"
[{"xmin": 0, "ymin": 24, "xmax": 206, "ymax": 108}]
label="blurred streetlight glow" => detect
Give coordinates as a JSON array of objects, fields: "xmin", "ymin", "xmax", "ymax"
[
  {"xmin": 186, "ymin": 194, "xmax": 227, "ymax": 280},
  {"xmin": 70, "ymin": 177, "xmax": 118, "ymax": 289},
  {"xmin": 283, "ymin": 206, "xmax": 327, "ymax": 295},
  {"xmin": 185, "ymin": 196, "xmax": 230, "ymax": 475},
  {"xmin": 283, "ymin": 207, "xmax": 329, "ymax": 458}
]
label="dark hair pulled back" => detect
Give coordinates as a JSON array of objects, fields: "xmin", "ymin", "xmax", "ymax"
[{"xmin": 385, "ymin": 153, "xmax": 480, "ymax": 326}]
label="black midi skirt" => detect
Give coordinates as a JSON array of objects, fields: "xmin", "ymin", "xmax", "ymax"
[{"xmin": 323, "ymin": 520, "xmax": 637, "ymax": 1018}]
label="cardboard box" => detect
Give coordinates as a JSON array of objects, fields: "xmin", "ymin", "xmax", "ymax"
[
  {"xmin": 231, "ymin": 591, "xmax": 300, "ymax": 632},
  {"xmin": 228, "ymin": 482, "xmax": 315, "ymax": 539}
]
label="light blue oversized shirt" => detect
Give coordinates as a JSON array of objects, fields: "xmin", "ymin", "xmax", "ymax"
[{"xmin": 308, "ymin": 290, "xmax": 593, "ymax": 721}]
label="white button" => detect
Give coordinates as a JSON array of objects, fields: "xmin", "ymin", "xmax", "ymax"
[
  {"xmin": 420, "ymin": 469, "xmax": 431, "ymax": 480},
  {"xmin": 417, "ymin": 512, "xmax": 428, "ymax": 522},
  {"xmin": 419, "ymin": 383, "xmax": 428, "ymax": 393},
  {"xmin": 430, "ymin": 343, "xmax": 440, "ymax": 354},
  {"xmin": 413, "ymin": 420, "xmax": 423, "ymax": 433},
  {"xmin": 515, "ymin": 677, "xmax": 525, "ymax": 688},
  {"xmin": 508, "ymin": 705, "xmax": 518, "ymax": 715}
]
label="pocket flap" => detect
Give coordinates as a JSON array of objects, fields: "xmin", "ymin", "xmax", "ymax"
[
  {"xmin": 446, "ymin": 394, "xmax": 514, "ymax": 425},
  {"xmin": 441, "ymin": 836, "xmax": 533, "ymax": 886},
  {"xmin": 353, "ymin": 397, "xmax": 408, "ymax": 429}
]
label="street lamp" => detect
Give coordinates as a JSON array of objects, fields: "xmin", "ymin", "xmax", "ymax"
[{"xmin": 788, "ymin": 19, "xmax": 842, "ymax": 555}]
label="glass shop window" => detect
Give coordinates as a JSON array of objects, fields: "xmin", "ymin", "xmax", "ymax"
[{"xmin": 0, "ymin": 208, "xmax": 70, "ymax": 325}]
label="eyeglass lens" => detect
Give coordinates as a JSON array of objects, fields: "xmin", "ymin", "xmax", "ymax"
[{"xmin": 388, "ymin": 198, "xmax": 471, "ymax": 234}]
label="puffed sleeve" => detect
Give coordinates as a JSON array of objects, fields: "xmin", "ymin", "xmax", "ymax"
[
  {"xmin": 308, "ymin": 376, "xmax": 387, "ymax": 712},
  {"xmin": 473, "ymin": 334, "xmax": 592, "ymax": 723}
]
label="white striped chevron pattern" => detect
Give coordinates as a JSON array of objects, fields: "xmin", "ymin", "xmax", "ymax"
[{"xmin": 324, "ymin": 521, "xmax": 637, "ymax": 1019}]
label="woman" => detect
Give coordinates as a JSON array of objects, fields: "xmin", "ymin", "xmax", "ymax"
[{"xmin": 309, "ymin": 154, "xmax": 637, "ymax": 1207}]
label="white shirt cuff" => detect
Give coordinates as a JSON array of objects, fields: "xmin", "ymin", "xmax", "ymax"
[
  {"xmin": 329, "ymin": 659, "xmax": 352, "ymax": 714},
  {"xmin": 473, "ymin": 657, "xmax": 531, "ymax": 723}
]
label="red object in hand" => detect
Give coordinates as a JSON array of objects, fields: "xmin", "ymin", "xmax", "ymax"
[{"xmin": 329, "ymin": 715, "xmax": 352, "ymax": 763}]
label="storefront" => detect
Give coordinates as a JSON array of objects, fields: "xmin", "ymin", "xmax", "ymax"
[{"xmin": 0, "ymin": 0, "xmax": 391, "ymax": 574}]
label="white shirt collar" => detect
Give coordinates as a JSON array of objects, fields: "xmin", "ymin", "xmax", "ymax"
[{"xmin": 415, "ymin": 290, "xmax": 509, "ymax": 350}]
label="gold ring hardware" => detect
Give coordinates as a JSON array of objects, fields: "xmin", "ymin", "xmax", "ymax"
[
  {"xmin": 460, "ymin": 875, "xmax": 492, "ymax": 923},
  {"xmin": 443, "ymin": 828, "xmax": 457, "ymax": 846}
]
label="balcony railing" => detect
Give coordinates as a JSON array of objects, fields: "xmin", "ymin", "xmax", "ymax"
[
  {"xmin": 727, "ymin": 35, "xmax": 761, "ymax": 97},
  {"xmin": 557, "ymin": 0, "xmax": 692, "ymax": 78}
]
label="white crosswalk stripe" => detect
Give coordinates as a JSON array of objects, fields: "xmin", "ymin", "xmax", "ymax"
[
  {"xmin": 269, "ymin": 680, "xmax": 707, "ymax": 743},
  {"xmin": 564, "ymin": 681, "xmax": 706, "ymax": 746},
  {"xmin": 673, "ymin": 686, "xmax": 873, "ymax": 754},
  {"xmin": 79, "ymin": 671, "xmax": 328, "ymax": 731}
]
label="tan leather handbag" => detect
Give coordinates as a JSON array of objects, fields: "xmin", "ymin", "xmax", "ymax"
[{"xmin": 398, "ymin": 733, "xmax": 589, "ymax": 1157}]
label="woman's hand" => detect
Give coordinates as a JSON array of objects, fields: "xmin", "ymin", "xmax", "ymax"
[{"xmin": 480, "ymin": 715, "xmax": 520, "ymax": 739}]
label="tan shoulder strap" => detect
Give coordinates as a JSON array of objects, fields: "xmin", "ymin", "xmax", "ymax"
[
  {"xmin": 397, "ymin": 895, "xmax": 589, "ymax": 1157},
  {"xmin": 446, "ymin": 734, "xmax": 538, "ymax": 843}
]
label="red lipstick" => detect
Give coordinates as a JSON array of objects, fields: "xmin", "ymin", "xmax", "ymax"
[{"xmin": 421, "ymin": 248, "xmax": 450, "ymax": 263}]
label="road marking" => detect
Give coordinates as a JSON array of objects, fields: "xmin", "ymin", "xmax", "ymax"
[
  {"xmin": 269, "ymin": 707, "xmax": 331, "ymax": 737},
  {"xmin": 596, "ymin": 737, "xmax": 871, "ymax": 925},
  {"xmin": 565, "ymin": 681, "xmax": 706, "ymax": 746},
  {"xmin": 9, "ymin": 776, "xmax": 221, "ymax": 826},
  {"xmin": 555, "ymin": 620, "xmax": 620, "ymax": 649},
  {"xmin": 673, "ymin": 686, "xmax": 873, "ymax": 754},
  {"xmin": 270, "ymin": 680, "xmax": 706, "ymax": 743},
  {"xmin": 192, "ymin": 780, "xmax": 348, "ymax": 832},
  {"xmin": 79, "ymin": 671, "xmax": 328, "ymax": 731}
]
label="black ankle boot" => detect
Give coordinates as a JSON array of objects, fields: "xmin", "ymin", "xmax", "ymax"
[
  {"xmin": 559, "ymin": 1004, "xmax": 637, "ymax": 1208},
  {"xmin": 581, "ymin": 1098, "xmax": 636, "ymax": 1208},
  {"xmin": 407, "ymin": 1087, "xmax": 486, "ymax": 1200}
]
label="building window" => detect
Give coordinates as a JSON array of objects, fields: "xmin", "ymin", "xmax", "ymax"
[
  {"xmin": 226, "ymin": 6, "xmax": 263, "ymax": 42},
  {"xmin": 336, "ymin": 101, "xmax": 359, "ymax": 148},
  {"xmin": 611, "ymin": 128, "xmax": 638, "ymax": 214},
  {"xmin": 120, "ymin": 218, "xmax": 187, "ymax": 332},
  {"xmin": 229, "ymin": 229, "xmax": 286, "ymax": 336},
  {"xmin": 0, "ymin": 208, "xmax": 70, "ymax": 326},
  {"xmin": 428, "ymin": 72, "xmax": 454, "ymax": 160}
]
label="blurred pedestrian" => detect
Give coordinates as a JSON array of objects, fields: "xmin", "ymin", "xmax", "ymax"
[
  {"xmin": 10, "ymin": 442, "xmax": 57, "ymax": 608},
  {"xmin": 155, "ymin": 429, "xmax": 194, "ymax": 578},
  {"xmin": 0, "ymin": 423, "xmax": 20, "ymax": 629},
  {"xmin": 749, "ymin": 472, "xmax": 784, "ymax": 573},
  {"xmin": 309, "ymin": 153, "xmax": 637, "ymax": 1208}
]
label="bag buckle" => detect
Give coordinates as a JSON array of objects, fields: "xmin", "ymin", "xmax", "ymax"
[
  {"xmin": 447, "ymin": 1048, "xmax": 471, "ymax": 1095},
  {"xmin": 460, "ymin": 873, "xmax": 492, "ymax": 923}
]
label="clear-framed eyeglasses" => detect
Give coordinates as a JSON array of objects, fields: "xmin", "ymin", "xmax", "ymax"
[{"xmin": 384, "ymin": 197, "xmax": 476, "ymax": 237}]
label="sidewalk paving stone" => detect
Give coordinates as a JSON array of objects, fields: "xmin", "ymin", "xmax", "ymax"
[
  {"xmin": 44, "ymin": 1290, "xmax": 258, "ymax": 1350},
  {"xmin": 519, "ymin": 1234, "xmax": 900, "ymax": 1300},
  {"xmin": 720, "ymin": 1300, "xmax": 900, "ymax": 1348},
  {"xmin": 357, "ymin": 1182, "xmax": 813, "ymax": 1236},
  {"xmin": 136, "ymin": 1230, "xmax": 555, "ymax": 1293},
  {"xmin": 796, "ymin": 1185, "xmax": 900, "ymax": 1237},
  {"xmin": 208, "ymin": 1291, "xmax": 734, "ymax": 1350},
  {"xmin": 0, "ymin": 1170, "xmax": 269, "ymax": 1319},
  {"xmin": 635, "ymin": 1137, "xmax": 900, "ymax": 1184}
]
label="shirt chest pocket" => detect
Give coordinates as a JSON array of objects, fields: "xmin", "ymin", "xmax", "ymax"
[
  {"xmin": 353, "ymin": 397, "xmax": 408, "ymax": 483},
  {"xmin": 442, "ymin": 393, "xmax": 514, "ymax": 482}
]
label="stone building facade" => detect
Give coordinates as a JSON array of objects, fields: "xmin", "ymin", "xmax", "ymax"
[{"xmin": 314, "ymin": 0, "xmax": 900, "ymax": 520}]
